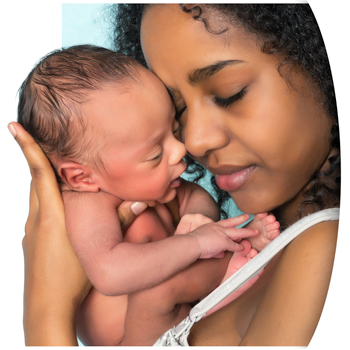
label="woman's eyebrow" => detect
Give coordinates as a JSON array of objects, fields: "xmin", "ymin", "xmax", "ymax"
[{"xmin": 187, "ymin": 60, "xmax": 244, "ymax": 86}]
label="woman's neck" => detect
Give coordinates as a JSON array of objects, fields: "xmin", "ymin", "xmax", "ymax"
[
  {"xmin": 273, "ymin": 152, "xmax": 340, "ymax": 231},
  {"xmin": 271, "ymin": 189, "xmax": 309, "ymax": 231}
]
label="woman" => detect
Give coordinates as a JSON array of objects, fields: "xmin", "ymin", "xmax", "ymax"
[
  {"xmin": 112, "ymin": 4, "xmax": 340, "ymax": 345},
  {"xmin": 11, "ymin": 3, "xmax": 340, "ymax": 346}
]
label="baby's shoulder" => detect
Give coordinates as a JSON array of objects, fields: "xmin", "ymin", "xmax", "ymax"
[
  {"xmin": 177, "ymin": 179, "xmax": 205, "ymax": 200},
  {"xmin": 62, "ymin": 190, "xmax": 122, "ymax": 208}
]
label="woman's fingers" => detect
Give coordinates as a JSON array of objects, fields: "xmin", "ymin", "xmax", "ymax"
[
  {"xmin": 28, "ymin": 181, "xmax": 39, "ymax": 218},
  {"xmin": 117, "ymin": 201, "xmax": 148, "ymax": 232},
  {"xmin": 8, "ymin": 122, "xmax": 62, "ymax": 210},
  {"xmin": 25, "ymin": 181, "xmax": 39, "ymax": 237}
]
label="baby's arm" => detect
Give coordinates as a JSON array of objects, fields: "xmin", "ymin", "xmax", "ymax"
[
  {"xmin": 63, "ymin": 191, "xmax": 257, "ymax": 296},
  {"xmin": 177, "ymin": 179, "xmax": 220, "ymax": 221},
  {"xmin": 175, "ymin": 180, "xmax": 221, "ymax": 235},
  {"xmin": 176, "ymin": 180, "xmax": 280, "ymax": 252}
]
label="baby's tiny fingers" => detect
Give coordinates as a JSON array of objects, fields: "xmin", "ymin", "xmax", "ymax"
[
  {"xmin": 227, "ymin": 240, "xmax": 245, "ymax": 253},
  {"xmin": 227, "ymin": 228, "xmax": 259, "ymax": 241},
  {"xmin": 220, "ymin": 214, "xmax": 250, "ymax": 228},
  {"xmin": 212, "ymin": 251, "xmax": 226, "ymax": 258}
]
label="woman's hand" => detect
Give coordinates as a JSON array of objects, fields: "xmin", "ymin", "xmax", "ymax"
[
  {"xmin": 9, "ymin": 122, "xmax": 149, "ymax": 345},
  {"xmin": 118, "ymin": 201, "xmax": 149, "ymax": 232},
  {"xmin": 10, "ymin": 122, "xmax": 91, "ymax": 345}
]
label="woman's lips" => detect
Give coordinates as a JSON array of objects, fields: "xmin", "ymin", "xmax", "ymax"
[{"xmin": 215, "ymin": 166, "xmax": 255, "ymax": 192}]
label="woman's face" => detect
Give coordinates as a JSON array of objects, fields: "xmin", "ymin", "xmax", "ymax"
[{"xmin": 141, "ymin": 4, "xmax": 333, "ymax": 215}]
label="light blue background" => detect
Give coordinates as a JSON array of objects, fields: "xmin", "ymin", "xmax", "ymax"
[{"xmin": 62, "ymin": 4, "xmax": 112, "ymax": 49}]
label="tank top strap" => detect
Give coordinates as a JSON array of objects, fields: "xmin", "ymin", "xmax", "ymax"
[{"xmin": 154, "ymin": 208, "xmax": 340, "ymax": 346}]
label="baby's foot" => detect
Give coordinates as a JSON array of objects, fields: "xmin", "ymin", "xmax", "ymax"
[
  {"xmin": 205, "ymin": 240, "xmax": 261, "ymax": 317},
  {"xmin": 245, "ymin": 212, "xmax": 280, "ymax": 252},
  {"xmin": 221, "ymin": 240, "xmax": 258, "ymax": 282}
]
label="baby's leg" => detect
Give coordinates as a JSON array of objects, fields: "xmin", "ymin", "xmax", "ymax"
[
  {"xmin": 205, "ymin": 240, "xmax": 261, "ymax": 317},
  {"xmin": 120, "ymin": 255, "xmax": 231, "ymax": 346},
  {"xmin": 245, "ymin": 212, "xmax": 280, "ymax": 251},
  {"xmin": 120, "ymin": 290, "xmax": 192, "ymax": 346},
  {"xmin": 77, "ymin": 287, "xmax": 127, "ymax": 345}
]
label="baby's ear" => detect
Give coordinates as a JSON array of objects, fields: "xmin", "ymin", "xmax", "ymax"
[{"xmin": 58, "ymin": 162, "xmax": 100, "ymax": 192}]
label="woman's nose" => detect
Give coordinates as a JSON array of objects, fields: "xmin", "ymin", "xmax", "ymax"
[
  {"xmin": 183, "ymin": 108, "xmax": 230, "ymax": 158},
  {"xmin": 169, "ymin": 138, "xmax": 187, "ymax": 165}
]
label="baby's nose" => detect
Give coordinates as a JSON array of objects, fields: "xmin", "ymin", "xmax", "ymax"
[{"xmin": 169, "ymin": 139, "xmax": 187, "ymax": 165}]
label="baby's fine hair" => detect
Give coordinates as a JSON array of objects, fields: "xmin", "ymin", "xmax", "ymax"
[{"xmin": 17, "ymin": 44, "xmax": 140, "ymax": 171}]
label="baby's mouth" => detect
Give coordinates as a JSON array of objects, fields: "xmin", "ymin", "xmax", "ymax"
[{"xmin": 170, "ymin": 177, "xmax": 182, "ymax": 188}]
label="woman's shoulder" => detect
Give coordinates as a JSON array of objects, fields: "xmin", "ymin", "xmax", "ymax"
[
  {"xmin": 275, "ymin": 214, "xmax": 338, "ymax": 289},
  {"xmin": 239, "ymin": 215, "xmax": 338, "ymax": 345},
  {"xmin": 285, "ymin": 215, "xmax": 338, "ymax": 261}
]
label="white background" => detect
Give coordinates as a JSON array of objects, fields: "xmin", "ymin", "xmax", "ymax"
[{"xmin": 1, "ymin": 1, "xmax": 348, "ymax": 348}]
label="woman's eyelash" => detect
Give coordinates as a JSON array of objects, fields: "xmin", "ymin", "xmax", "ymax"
[
  {"xmin": 175, "ymin": 105, "xmax": 187, "ymax": 120},
  {"xmin": 214, "ymin": 88, "xmax": 247, "ymax": 108},
  {"xmin": 174, "ymin": 87, "xmax": 246, "ymax": 118}
]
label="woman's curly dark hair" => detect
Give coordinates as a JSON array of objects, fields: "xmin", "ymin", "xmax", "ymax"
[{"xmin": 108, "ymin": 4, "xmax": 340, "ymax": 218}]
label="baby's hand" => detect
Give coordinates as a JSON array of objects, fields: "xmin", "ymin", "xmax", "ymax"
[
  {"xmin": 175, "ymin": 214, "xmax": 214, "ymax": 235},
  {"xmin": 189, "ymin": 214, "xmax": 259, "ymax": 259}
]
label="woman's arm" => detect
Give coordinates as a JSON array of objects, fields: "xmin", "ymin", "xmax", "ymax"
[
  {"xmin": 239, "ymin": 219, "xmax": 338, "ymax": 346},
  {"xmin": 9, "ymin": 122, "xmax": 91, "ymax": 345}
]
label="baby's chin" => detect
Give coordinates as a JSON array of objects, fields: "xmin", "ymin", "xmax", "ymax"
[{"xmin": 156, "ymin": 188, "xmax": 178, "ymax": 204}]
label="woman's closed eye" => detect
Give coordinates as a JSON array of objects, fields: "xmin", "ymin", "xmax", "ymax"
[
  {"xmin": 172, "ymin": 119, "xmax": 181, "ymax": 139},
  {"xmin": 175, "ymin": 104, "xmax": 187, "ymax": 121},
  {"xmin": 214, "ymin": 87, "xmax": 247, "ymax": 108}
]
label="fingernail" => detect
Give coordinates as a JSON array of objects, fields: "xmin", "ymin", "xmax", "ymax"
[
  {"xmin": 8, "ymin": 123, "xmax": 17, "ymax": 137},
  {"xmin": 131, "ymin": 202, "xmax": 147, "ymax": 216}
]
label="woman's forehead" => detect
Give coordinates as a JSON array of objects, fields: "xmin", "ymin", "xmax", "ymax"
[{"xmin": 141, "ymin": 7, "xmax": 265, "ymax": 85}]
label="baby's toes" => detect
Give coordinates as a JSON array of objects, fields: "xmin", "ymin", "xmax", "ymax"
[
  {"xmin": 247, "ymin": 248, "xmax": 258, "ymax": 260},
  {"xmin": 255, "ymin": 212, "xmax": 269, "ymax": 221},
  {"xmin": 267, "ymin": 220, "xmax": 280, "ymax": 230},
  {"xmin": 266, "ymin": 221, "xmax": 280, "ymax": 240},
  {"xmin": 269, "ymin": 229, "xmax": 280, "ymax": 240},
  {"xmin": 238, "ymin": 240, "xmax": 252, "ymax": 256},
  {"xmin": 262, "ymin": 214, "xmax": 277, "ymax": 227}
]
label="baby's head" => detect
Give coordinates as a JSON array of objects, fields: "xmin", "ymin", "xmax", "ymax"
[{"xmin": 18, "ymin": 45, "xmax": 186, "ymax": 203}]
